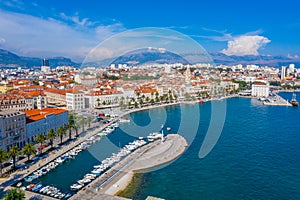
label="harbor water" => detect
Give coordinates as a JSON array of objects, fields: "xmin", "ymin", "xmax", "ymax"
[
  {"xmin": 22, "ymin": 92, "xmax": 300, "ymax": 199},
  {"xmin": 123, "ymin": 93, "xmax": 300, "ymax": 199}
]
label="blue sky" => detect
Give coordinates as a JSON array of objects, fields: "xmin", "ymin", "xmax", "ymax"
[{"xmin": 0, "ymin": 0, "xmax": 300, "ymax": 61}]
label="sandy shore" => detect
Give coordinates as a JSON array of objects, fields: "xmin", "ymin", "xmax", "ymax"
[{"xmin": 71, "ymin": 134, "xmax": 188, "ymax": 200}]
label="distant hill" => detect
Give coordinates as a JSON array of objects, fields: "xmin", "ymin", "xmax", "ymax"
[
  {"xmin": 0, "ymin": 48, "xmax": 299, "ymax": 69},
  {"xmin": 211, "ymin": 53, "xmax": 300, "ymax": 67},
  {"xmin": 98, "ymin": 48, "xmax": 300, "ymax": 68},
  {"xmin": 111, "ymin": 48, "xmax": 190, "ymax": 66},
  {"xmin": 0, "ymin": 49, "xmax": 78, "ymax": 68}
]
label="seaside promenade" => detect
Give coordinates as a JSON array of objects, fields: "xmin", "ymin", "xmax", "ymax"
[{"xmin": 0, "ymin": 102, "xmax": 181, "ymax": 199}]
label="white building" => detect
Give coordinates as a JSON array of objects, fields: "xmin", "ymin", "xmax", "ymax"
[
  {"xmin": 251, "ymin": 81, "xmax": 270, "ymax": 98},
  {"xmin": 288, "ymin": 64, "xmax": 295, "ymax": 74},
  {"xmin": 66, "ymin": 91, "xmax": 85, "ymax": 110},
  {"xmin": 85, "ymin": 92, "xmax": 125, "ymax": 108},
  {"xmin": 281, "ymin": 66, "xmax": 286, "ymax": 80}
]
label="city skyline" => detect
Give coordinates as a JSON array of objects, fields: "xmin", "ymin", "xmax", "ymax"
[{"xmin": 0, "ymin": 0, "xmax": 300, "ymax": 62}]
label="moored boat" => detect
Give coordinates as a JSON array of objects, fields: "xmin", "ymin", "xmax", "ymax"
[{"xmin": 290, "ymin": 92, "xmax": 298, "ymax": 107}]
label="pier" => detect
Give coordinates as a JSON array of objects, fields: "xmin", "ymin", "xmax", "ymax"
[
  {"xmin": 263, "ymin": 93, "xmax": 292, "ymax": 106},
  {"xmin": 70, "ymin": 134, "xmax": 188, "ymax": 200}
]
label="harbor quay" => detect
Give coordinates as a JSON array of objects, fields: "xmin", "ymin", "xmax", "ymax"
[{"xmin": 71, "ymin": 134, "xmax": 188, "ymax": 200}]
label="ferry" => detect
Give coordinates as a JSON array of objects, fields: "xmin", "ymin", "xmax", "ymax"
[{"xmin": 290, "ymin": 92, "xmax": 298, "ymax": 106}]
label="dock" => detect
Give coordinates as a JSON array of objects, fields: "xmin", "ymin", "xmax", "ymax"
[{"xmin": 263, "ymin": 94, "xmax": 292, "ymax": 106}]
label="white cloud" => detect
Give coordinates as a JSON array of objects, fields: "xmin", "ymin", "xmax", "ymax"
[
  {"xmin": 221, "ymin": 35, "xmax": 270, "ymax": 56},
  {"xmin": 0, "ymin": 10, "xmax": 125, "ymax": 61},
  {"xmin": 0, "ymin": 0, "xmax": 24, "ymax": 10},
  {"xmin": 59, "ymin": 12, "xmax": 95, "ymax": 27},
  {"xmin": 0, "ymin": 38, "xmax": 5, "ymax": 44}
]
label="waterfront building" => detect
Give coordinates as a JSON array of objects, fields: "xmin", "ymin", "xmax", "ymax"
[
  {"xmin": 135, "ymin": 85, "xmax": 158, "ymax": 99},
  {"xmin": 0, "ymin": 110, "xmax": 26, "ymax": 151},
  {"xmin": 84, "ymin": 89, "xmax": 125, "ymax": 108},
  {"xmin": 251, "ymin": 81, "xmax": 270, "ymax": 98},
  {"xmin": 66, "ymin": 91, "xmax": 85, "ymax": 110},
  {"xmin": 25, "ymin": 108, "xmax": 68, "ymax": 143}
]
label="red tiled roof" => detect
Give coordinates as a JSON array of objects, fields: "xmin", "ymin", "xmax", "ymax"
[
  {"xmin": 25, "ymin": 108, "xmax": 68, "ymax": 122},
  {"xmin": 45, "ymin": 88, "xmax": 68, "ymax": 95},
  {"xmin": 253, "ymin": 82, "xmax": 267, "ymax": 85}
]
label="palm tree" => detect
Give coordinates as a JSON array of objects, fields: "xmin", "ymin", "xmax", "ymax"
[
  {"xmin": 160, "ymin": 95, "xmax": 164, "ymax": 102},
  {"xmin": 169, "ymin": 94, "xmax": 173, "ymax": 101},
  {"xmin": 3, "ymin": 188, "xmax": 25, "ymax": 200},
  {"xmin": 81, "ymin": 117, "xmax": 86, "ymax": 132},
  {"xmin": 114, "ymin": 96, "xmax": 119, "ymax": 104},
  {"xmin": 74, "ymin": 123, "xmax": 79, "ymax": 137},
  {"xmin": 46, "ymin": 128, "xmax": 57, "ymax": 148},
  {"xmin": 87, "ymin": 116, "xmax": 93, "ymax": 128},
  {"xmin": 67, "ymin": 114, "xmax": 75, "ymax": 140},
  {"xmin": 0, "ymin": 149, "xmax": 8, "ymax": 175},
  {"xmin": 139, "ymin": 99, "xmax": 144, "ymax": 106},
  {"xmin": 22, "ymin": 143, "xmax": 36, "ymax": 161},
  {"xmin": 96, "ymin": 98, "xmax": 100, "ymax": 107},
  {"xmin": 155, "ymin": 96, "xmax": 160, "ymax": 103},
  {"xmin": 174, "ymin": 94, "xmax": 178, "ymax": 101},
  {"xmin": 8, "ymin": 146, "xmax": 19, "ymax": 169},
  {"xmin": 136, "ymin": 92, "xmax": 141, "ymax": 99},
  {"xmin": 57, "ymin": 126, "xmax": 66, "ymax": 145},
  {"xmin": 145, "ymin": 96, "xmax": 150, "ymax": 103},
  {"xmin": 34, "ymin": 134, "xmax": 45, "ymax": 155}
]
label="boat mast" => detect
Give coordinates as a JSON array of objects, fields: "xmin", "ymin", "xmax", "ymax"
[{"xmin": 160, "ymin": 124, "xmax": 164, "ymax": 142}]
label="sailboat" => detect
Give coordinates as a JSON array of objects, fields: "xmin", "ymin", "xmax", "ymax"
[{"xmin": 290, "ymin": 92, "xmax": 298, "ymax": 107}]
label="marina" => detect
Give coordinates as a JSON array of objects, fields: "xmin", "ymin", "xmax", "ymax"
[
  {"xmin": 13, "ymin": 114, "xmax": 180, "ymax": 200},
  {"xmin": 14, "ymin": 121, "xmax": 126, "ymax": 199}
]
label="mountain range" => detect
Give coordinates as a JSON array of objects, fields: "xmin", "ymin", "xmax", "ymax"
[
  {"xmin": 0, "ymin": 48, "xmax": 299, "ymax": 68},
  {"xmin": 0, "ymin": 49, "xmax": 78, "ymax": 68}
]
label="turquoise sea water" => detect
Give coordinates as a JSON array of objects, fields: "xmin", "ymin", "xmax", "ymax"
[
  {"xmin": 28, "ymin": 93, "xmax": 300, "ymax": 199},
  {"xmin": 126, "ymin": 93, "xmax": 300, "ymax": 200}
]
